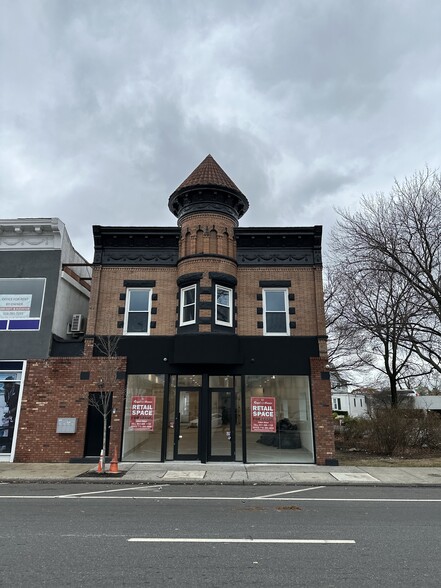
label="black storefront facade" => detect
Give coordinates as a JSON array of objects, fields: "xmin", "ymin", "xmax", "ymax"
[{"xmin": 114, "ymin": 334, "xmax": 319, "ymax": 464}]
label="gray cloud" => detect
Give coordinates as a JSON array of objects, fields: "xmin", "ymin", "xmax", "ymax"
[{"xmin": 1, "ymin": 0, "xmax": 440, "ymax": 260}]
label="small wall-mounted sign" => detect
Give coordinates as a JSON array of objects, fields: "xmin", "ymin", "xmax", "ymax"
[{"xmin": 56, "ymin": 418, "xmax": 77, "ymax": 434}]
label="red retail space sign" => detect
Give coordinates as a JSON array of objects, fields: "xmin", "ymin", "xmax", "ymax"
[
  {"xmin": 251, "ymin": 397, "xmax": 276, "ymax": 433},
  {"xmin": 130, "ymin": 396, "xmax": 156, "ymax": 431}
]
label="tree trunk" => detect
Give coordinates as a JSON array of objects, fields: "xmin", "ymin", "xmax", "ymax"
[{"xmin": 102, "ymin": 411, "xmax": 107, "ymax": 473}]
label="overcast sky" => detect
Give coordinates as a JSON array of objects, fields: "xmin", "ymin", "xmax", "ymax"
[{"xmin": 1, "ymin": 0, "xmax": 440, "ymax": 261}]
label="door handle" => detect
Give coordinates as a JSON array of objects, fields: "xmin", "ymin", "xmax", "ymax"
[{"xmin": 179, "ymin": 435, "xmax": 183, "ymax": 439}]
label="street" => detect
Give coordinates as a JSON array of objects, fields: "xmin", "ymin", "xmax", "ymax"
[{"xmin": 0, "ymin": 483, "xmax": 440, "ymax": 587}]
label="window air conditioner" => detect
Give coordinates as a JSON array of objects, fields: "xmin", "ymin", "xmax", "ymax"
[{"xmin": 70, "ymin": 314, "xmax": 84, "ymax": 333}]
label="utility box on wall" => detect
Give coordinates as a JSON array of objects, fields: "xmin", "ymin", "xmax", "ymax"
[{"xmin": 56, "ymin": 418, "xmax": 77, "ymax": 434}]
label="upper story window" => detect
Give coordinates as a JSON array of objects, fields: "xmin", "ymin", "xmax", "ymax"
[
  {"xmin": 0, "ymin": 278, "xmax": 46, "ymax": 332},
  {"xmin": 215, "ymin": 285, "xmax": 233, "ymax": 327},
  {"xmin": 180, "ymin": 284, "xmax": 197, "ymax": 326},
  {"xmin": 263, "ymin": 288, "xmax": 289, "ymax": 335},
  {"xmin": 124, "ymin": 288, "xmax": 152, "ymax": 335}
]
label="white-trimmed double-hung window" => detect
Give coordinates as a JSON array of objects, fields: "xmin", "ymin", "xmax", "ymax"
[
  {"xmin": 180, "ymin": 284, "xmax": 197, "ymax": 326},
  {"xmin": 124, "ymin": 288, "xmax": 152, "ymax": 335},
  {"xmin": 263, "ymin": 288, "xmax": 289, "ymax": 335},
  {"xmin": 215, "ymin": 284, "xmax": 233, "ymax": 327}
]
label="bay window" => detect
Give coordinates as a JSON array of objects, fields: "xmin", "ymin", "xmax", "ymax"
[
  {"xmin": 215, "ymin": 284, "xmax": 233, "ymax": 327},
  {"xmin": 180, "ymin": 284, "xmax": 197, "ymax": 326}
]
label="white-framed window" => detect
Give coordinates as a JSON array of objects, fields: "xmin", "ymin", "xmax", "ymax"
[
  {"xmin": 180, "ymin": 284, "xmax": 197, "ymax": 326},
  {"xmin": 215, "ymin": 285, "xmax": 233, "ymax": 327},
  {"xmin": 0, "ymin": 278, "xmax": 46, "ymax": 332},
  {"xmin": 332, "ymin": 397, "xmax": 342, "ymax": 411},
  {"xmin": 263, "ymin": 288, "xmax": 289, "ymax": 335},
  {"xmin": 124, "ymin": 288, "xmax": 152, "ymax": 335}
]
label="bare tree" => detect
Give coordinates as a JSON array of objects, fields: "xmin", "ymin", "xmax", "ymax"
[
  {"xmin": 334, "ymin": 168, "xmax": 441, "ymax": 375},
  {"xmin": 324, "ymin": 265, "xmax": 372, "ymax": 386},
  {"xmin": 88, "ymin": 335, "xmax": 120, "ymax": 472},
  {"xmin": 325, "ymin": 259, "xmax": 429, "ymax": 405}
]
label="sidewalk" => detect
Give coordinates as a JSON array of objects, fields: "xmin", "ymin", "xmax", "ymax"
[{"xmin": 1, "ymin": 461, "xmax": 441, "ymax": 486}]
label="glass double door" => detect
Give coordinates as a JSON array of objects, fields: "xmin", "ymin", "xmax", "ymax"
[{"xmin": 173, "ymin": 376, "xmax": 235, "ymax": 461}]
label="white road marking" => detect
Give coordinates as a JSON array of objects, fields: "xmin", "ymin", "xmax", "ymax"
[
  {"xmin": 0, "ymin": 494, "xmax": 440, "ymax": 503},
  {"xmin": 57, "ymin": 484, "xmax": 167, "ymax": 498},
  {"xmin": 257, "ymin": 486, "xmax": 325, "ymax": 498},
  {"xmin": 128, "ymin": 538, "xmax": 356, "ymax": 544}
]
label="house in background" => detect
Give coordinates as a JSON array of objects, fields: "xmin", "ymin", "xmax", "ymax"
[
  {"xmin": 414, "ymin": 396, "xmax": 441, "ymax": 413},
  {"xmin": 0, "ymin": 218, "xmax": 91, "ymax": 462},
  {"xmin": 331, "ymin": 391, "xmax": 368, "ymax": 418},
  {"xmin": 15, "ymin": 156, "xmax": 336, "ymax": 465}
]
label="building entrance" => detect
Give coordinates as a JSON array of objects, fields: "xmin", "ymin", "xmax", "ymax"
[{"xmin": 172, "ymin": 375, "xmax": 236, "ymax": 462}]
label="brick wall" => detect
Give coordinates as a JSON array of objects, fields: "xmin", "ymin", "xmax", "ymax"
[
  {"xmin": 87, "ymin": 264, "xmax": 327, "ymax": 339},
  {"xmin": 310, "ymin": 357, "xmax": 336, "ymax": 464},
  {"xmin": 179, "ymin": 212, "xmax": 237, "ymax": 258},
  {"xmin": 236, "ymin": 266, "xmax": 327, "ymax": 337},
  {"xmin": 88, "ymin": 267, "xmax": 178, "ymax": 336},
  {"xmin": 15, "ymin": 356, "xmax": 127, "ymax": 463}
]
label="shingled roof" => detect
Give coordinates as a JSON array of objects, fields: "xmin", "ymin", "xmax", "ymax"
[
  {"xmin": 168, "ymin": 154, "xmax": 249, "ymax": 220},
  {"xmin": 172, "ymin": 154, "xmax": 244, "ymax": 195}
]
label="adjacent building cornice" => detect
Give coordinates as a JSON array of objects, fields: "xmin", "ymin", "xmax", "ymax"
[{"xmin": 0, "ymin": 218, "xmax": 65, "ymax": 251}]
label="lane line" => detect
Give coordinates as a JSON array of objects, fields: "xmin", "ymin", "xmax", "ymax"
[
  {"xmin": 128, "ymin": 538, "xmax": 356, "ymax": 544},
  {"xmin": 257, "ymin": 486, "xmax": 325, "ymax": 498},
  {"xmin": 0, "ymin": 495, "xmax": 440, "ymax": 503},
  {"xmin": 57, "ymin": 484, "xmax": 167, "ymax": 498},
  {"xmin": 0, "ymin": 496, "xmax": 58, "ymax": 499}
]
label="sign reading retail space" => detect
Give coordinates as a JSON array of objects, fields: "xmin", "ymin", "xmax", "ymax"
[
  {"xmin": 130, "ymin": 396, "xmax": 156, "ymax": 431},
  {"xmin": 251, "ymin": 397, "xmax": 276, "ymax": 433}
]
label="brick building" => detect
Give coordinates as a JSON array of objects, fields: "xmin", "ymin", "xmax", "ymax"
[
  {"xmin": 0, "ymin": 218, "xmax": 90, "ymax": 462},
  {"xmin": 15, "ymin": 155, "xmax": 336, "ymax": 465}
]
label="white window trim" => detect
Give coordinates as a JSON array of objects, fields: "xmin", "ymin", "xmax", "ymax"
[
  {"xmin": 123, "ymin": 288, "xmax": 152, "ymax": 336},
  {"xmin": 0, "ymin": 277, "xmax": 46, "ymax": 332},
  {"xmin": 180, "ymin": 284, "xmax": 197, "ymax": 327},
  {"xmin": 262, "ymin": 288, "xmax": 289, "ymax": 336},
  {"xmin": 215, "ymin": 284, "xmax": 233, "ymax": 327}
]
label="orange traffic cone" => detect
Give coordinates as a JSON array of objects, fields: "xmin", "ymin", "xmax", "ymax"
[
  {"xmin": 109, "ymin": 446, "xmax": 119, "ymax": 474},
  {"xmin": 97, "ymin": 449, "xmax": 104, "ymax": 473}
]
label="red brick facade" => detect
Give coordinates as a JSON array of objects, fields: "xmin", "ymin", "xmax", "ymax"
[
  {"xmin": 310, "ymin": 357, "xmax": 335, "ymax": 465},
  {"xmin": 15, "ymin": 357, "xmax": 126, "ymax": 463}
]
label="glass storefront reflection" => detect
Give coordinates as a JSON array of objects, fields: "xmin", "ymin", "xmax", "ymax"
[
  {"xmin": 245, "ymin": 375, "xmax": 314, "ymax": 463},
  {"xmin": 0, "ymin": 372, "xmax": 21, "ymax": 454},
  {"xmin": 122, "ymin": 374, "xmax": 165, "ymax": 462},
  {"xmin": 123, "ymin": 373, "xmax": 314, "ymax": 464}
]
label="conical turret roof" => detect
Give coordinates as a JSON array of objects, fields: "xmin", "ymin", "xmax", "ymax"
[
  {"xmin": 168, "ymin": 155, "xmax": 249, "ymax": 221},
  {"xmin": 173, "ymin": 154, "xmax": 244, "ymax": 194}
]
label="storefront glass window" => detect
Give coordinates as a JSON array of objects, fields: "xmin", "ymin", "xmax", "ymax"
[
  {"xmin": 235, "ymin": 377, "xmax": 243, "ymax": 461},
  {"xmin": 0, "ymin": 369, "xmax": 22, "ymax": 455},
  {"xmin": 245, "ymin": 375, "xmax": 314, "ymax": 463},
  {"xmin": 166, "ymin": 377, "xmax": 176, "ymax": 460},
  {"xmin": 209, "ymin": 375, "xmax": 234, "ymax": 388},
  {"xmin": 122, "ymin": 374, "xmax": 165, "ymax": 462}
]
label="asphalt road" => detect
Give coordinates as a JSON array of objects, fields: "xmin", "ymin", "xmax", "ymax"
[{"xmin": 0, "ymin": 483, "xmax": 440, "ymax": 587}]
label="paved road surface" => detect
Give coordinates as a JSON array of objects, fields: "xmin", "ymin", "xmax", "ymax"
[{"xmin": 1, "ymin": 483, "xmax": 439, "ymax": 587}]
